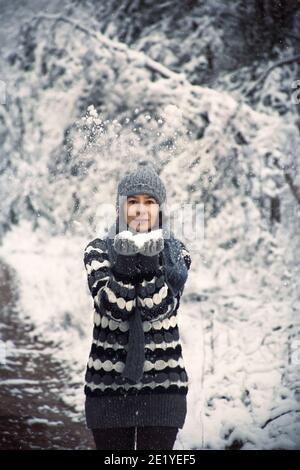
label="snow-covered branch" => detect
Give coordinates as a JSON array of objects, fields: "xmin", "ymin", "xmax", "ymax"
[
  {"xmin": 245, "ymin": 53, "xmax": 300, "ymax": 98},
  {"xmin": 28, "ymin": 13, "xmax": 187, "ymax": 83}
]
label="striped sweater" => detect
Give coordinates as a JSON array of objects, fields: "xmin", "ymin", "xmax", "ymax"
[{"xmin": 83, "ymin": 231, "xmax": 192, "ymax": 429}]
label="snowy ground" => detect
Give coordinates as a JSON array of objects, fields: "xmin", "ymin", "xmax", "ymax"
[
  {"xmin": 0, "ymin": 255, "xmax": 94, "ymax": 450},
  {"xmin": 0, "ymin": 220, "xmax": 299, "ymax": 449}
]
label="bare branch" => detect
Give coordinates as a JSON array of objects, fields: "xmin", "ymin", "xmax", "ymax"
[
  {"xmin": 262, "ymin": 409, "xmax": 300, "ymax": 429},
  {"xmin": 245, "ymin": 53, "xmax": 300, "ymax": 98},
  {"xmin": 284, "ymin": 172, "xmax": 300, "ymax": 206}
]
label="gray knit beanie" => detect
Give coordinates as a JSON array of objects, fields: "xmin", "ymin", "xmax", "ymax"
[{"xmin": 116, "ymin": 159, "xmax": 167, "ymax": 212}]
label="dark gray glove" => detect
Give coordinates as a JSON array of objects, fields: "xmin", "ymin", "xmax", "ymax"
[
  {"xmin": 112, "ymin": 230, "xmax": 164, "ymax": 279},
  {"xmin": 137, "ymin": 229, "xmax": 164, "ymax": 256},
  {"xmin": 138, "ymin": 232, "xmax": 164, "ymax": 257},
  {"xmin": 113, "ymin": 231, "xmax": 140, "ymax": 256},
  {"xmin": 134, "ymin": 230, "xmax": 164, "ymax": 276},
  {"xmin": 111, "ymin": 231, "xmax": 138, "ymax": 278}
]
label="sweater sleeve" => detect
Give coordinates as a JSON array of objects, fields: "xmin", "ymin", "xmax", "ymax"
[
  {"xmin": 136, "ymin": 241, "xmax": 191, "ymax": 323},
  {"xmin": 83, "ymin": 238, "xmax": 136, "ymax": 323},
  {"xmin": 161, "ymin": 239, "xmax": 191, "ymax": 298},
  {"xmin": 179, "ymin": 241, "xmax": 192, "ymax": 271}
]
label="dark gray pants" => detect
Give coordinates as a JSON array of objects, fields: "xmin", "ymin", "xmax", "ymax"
[{"xmin": 92, "ymin": 425, "xmax": 179, "ymax": 450}]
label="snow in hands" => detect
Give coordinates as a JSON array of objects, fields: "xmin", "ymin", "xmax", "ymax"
[{"xmin": 114, "ymin": 228, "xmax": 164, "ymax": 256}]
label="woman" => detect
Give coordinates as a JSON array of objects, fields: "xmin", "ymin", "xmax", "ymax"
[{"xmin": 83, "ymin": 160, "xmax": 192, "ymax": 450}]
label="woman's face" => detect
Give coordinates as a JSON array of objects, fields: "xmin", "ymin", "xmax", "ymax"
[{"xmin": 123, "ymin": 193, "xmax": 160, "ymax": 233}]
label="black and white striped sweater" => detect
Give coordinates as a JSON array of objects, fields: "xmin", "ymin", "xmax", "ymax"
[{"xmin": 83, "ymin": 230, "xmax": 192, "ymax": 429}]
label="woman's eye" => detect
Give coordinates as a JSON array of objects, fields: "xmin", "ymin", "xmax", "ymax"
[{"xmin": 128, "ymin": 200, "xmax": 155, "ymax": 204}]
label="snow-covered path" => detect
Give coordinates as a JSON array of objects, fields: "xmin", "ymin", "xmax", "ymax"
[{"xmin": 0, "ymin": 260, "xmax": 94, "ymax": 450}]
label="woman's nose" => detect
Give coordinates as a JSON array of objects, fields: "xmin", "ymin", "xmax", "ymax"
[{"xmin": 135, "ymin": 204, "xmax": 148, "ymax": 214}]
